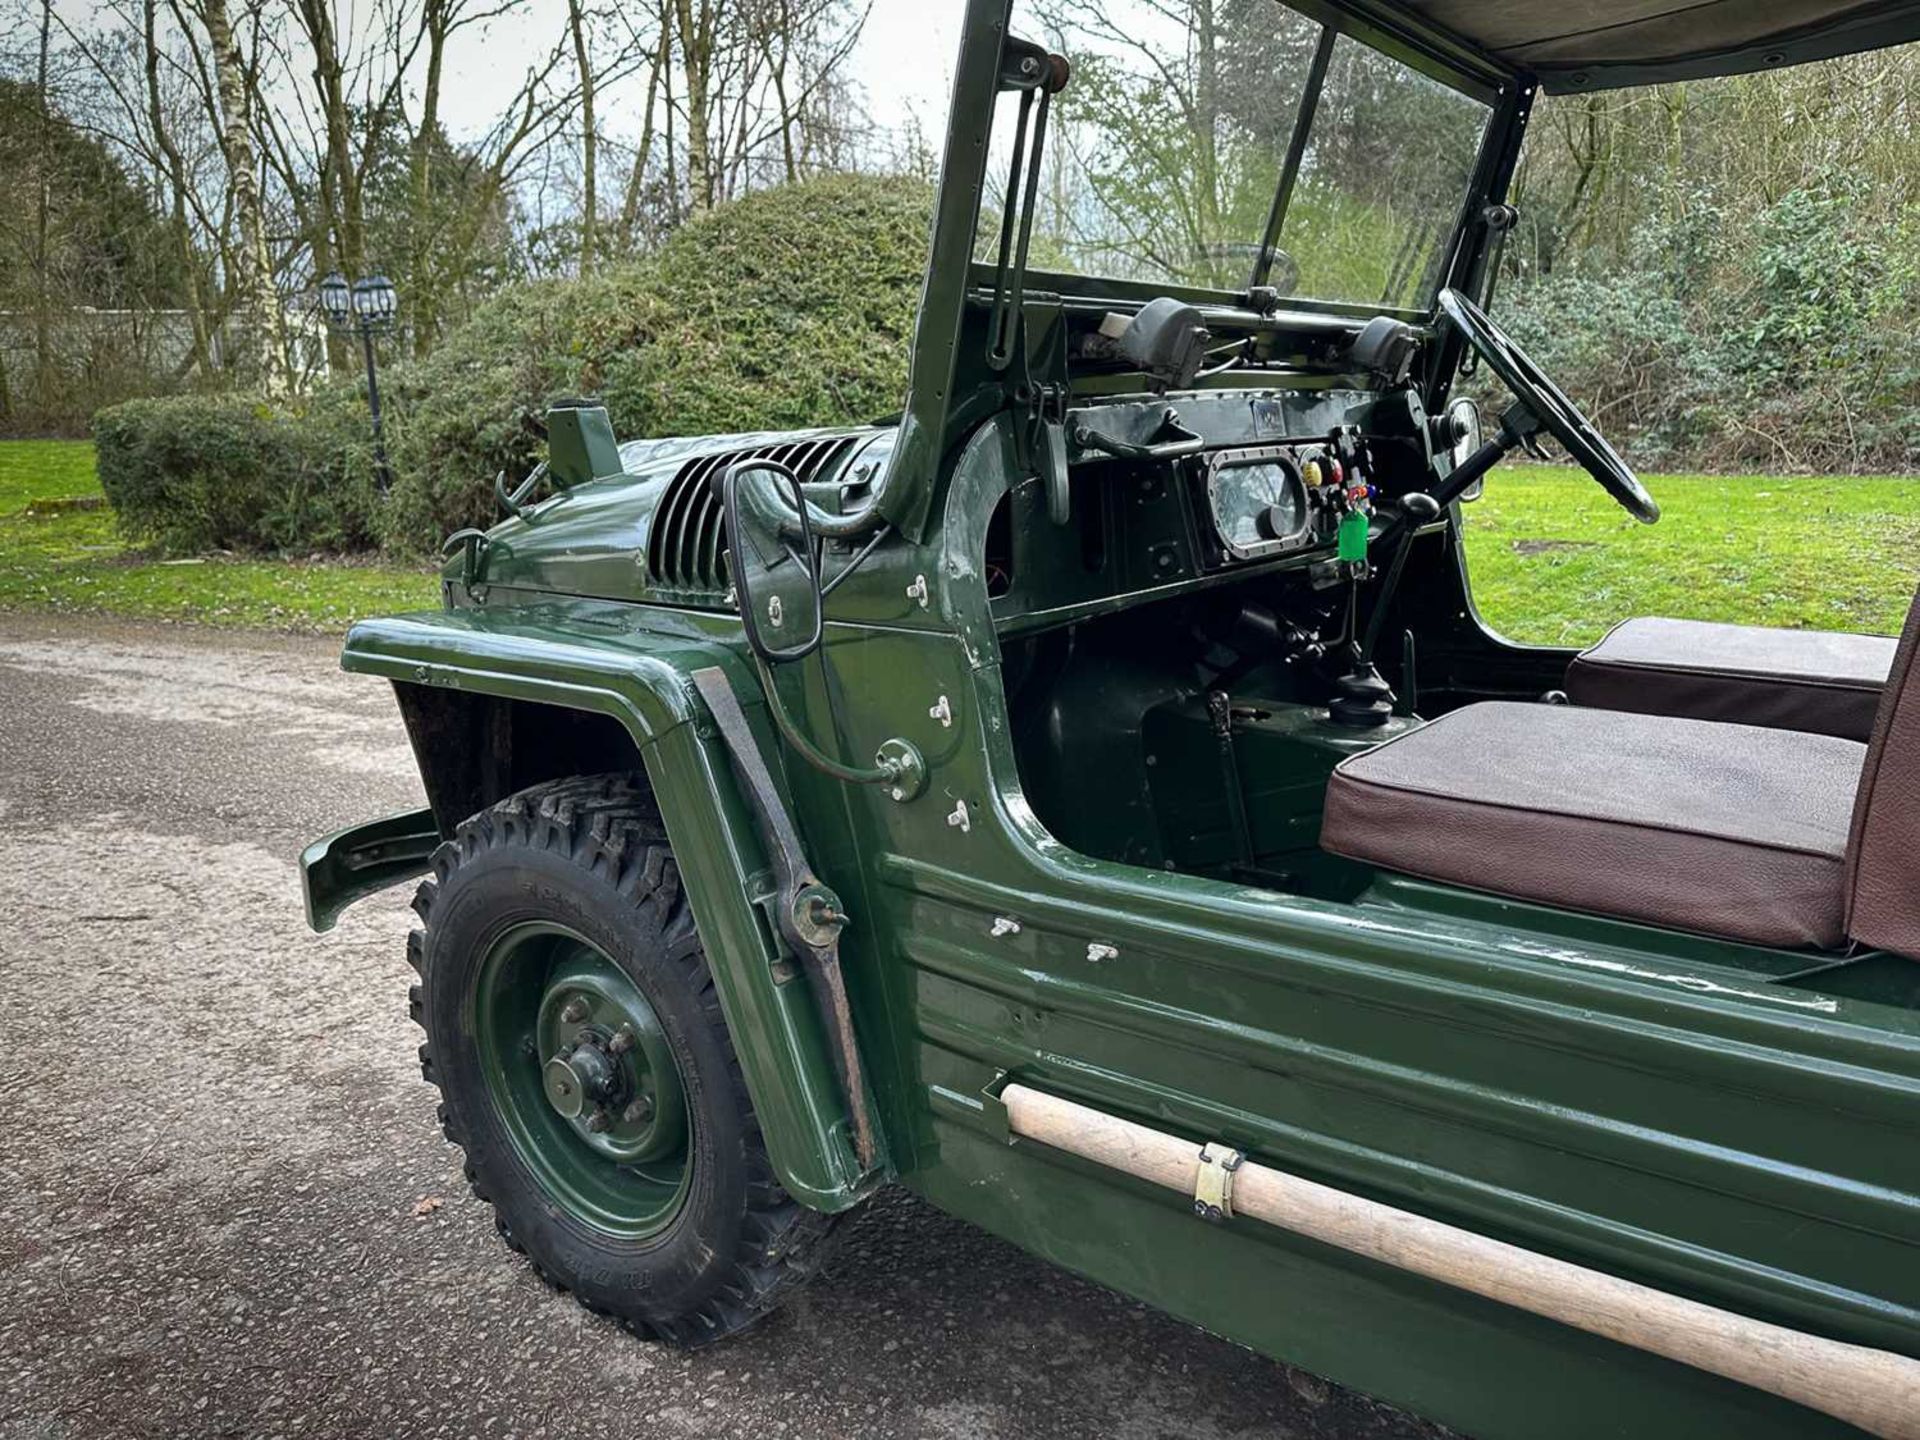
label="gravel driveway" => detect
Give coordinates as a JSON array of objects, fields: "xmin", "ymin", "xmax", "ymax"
[{"xmin": 0, "ymin": 614, "xmax": 1444, "ymax": 1440}]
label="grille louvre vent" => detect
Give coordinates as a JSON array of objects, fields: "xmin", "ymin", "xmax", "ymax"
[{"xmin": 647, "ymin": 435, "xmax": 862, "ymax": 594}]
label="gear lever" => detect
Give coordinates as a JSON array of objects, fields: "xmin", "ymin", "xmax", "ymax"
[{"xmin": 1328, "ymin": 492, "xmax": 1442, "ymax": 728}]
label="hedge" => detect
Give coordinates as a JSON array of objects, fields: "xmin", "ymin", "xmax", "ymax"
[
  {"xmin": 91, "ymin": 391, "xmax": 380, "ymax": 554},
  {"xmin": 93, "ymin": 173, "xmax": 934, "ymax": 558}
]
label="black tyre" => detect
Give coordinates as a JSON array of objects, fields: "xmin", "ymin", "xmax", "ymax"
[{"xmin": 408, "ymin": 773, "xmax": 842, "ymax": 1344}]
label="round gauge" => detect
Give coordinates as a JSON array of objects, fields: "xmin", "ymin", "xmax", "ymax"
[{"xmin": 1207, "ymin": 455, "xmax": 1308, "ymax": 560}]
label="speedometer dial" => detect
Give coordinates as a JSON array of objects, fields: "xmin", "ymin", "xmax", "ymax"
[{"xmin": 1207, "ymin": 455, "xmax": 1309, "ymax": 560}]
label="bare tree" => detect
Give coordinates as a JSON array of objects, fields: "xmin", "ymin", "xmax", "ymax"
[
  {"xmin": 192, "ymin": 0, "xmax": 288, "ymax": 389},
  {"xmin": 567, "ymin": 0, "xmax": 598, "ymax": 271},
  {"xmin": 11, "ymin": 0, "xmax": 877, "ymax": 414},
  {"xmin": 34, "ymin": 0, "xmax": 52, "ymax": 408}
]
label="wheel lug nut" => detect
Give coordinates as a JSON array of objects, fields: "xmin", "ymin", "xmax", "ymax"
[
  {"xmin": 560, "ymin": 995, "xmax": 590, "ymax": 1023},
  {"xmin": 622, "ymin": 1097, "xmax": 653, "ymax": 1125},
  {"xmin": 608, "ymin": 1025, "xmax": 635, "ymax": 1056},
  {"xmin": 585, "ymin": 1108, "xmax": 611, "ymax": 1133}
]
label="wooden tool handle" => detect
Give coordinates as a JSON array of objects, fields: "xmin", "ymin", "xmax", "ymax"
[{"xmin": 1002, "ymin": 1083, "xmax": 1920, "ymax": 1439}]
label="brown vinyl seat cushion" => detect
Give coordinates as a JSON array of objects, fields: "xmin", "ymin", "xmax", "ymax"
[
  {"xmin": 1320, "ymin": 702, "xmax": 1868, "ymax": 949},
  {"xmin": 1566, "ymin": 616, "xmax": 1896, "ymax": 741}
]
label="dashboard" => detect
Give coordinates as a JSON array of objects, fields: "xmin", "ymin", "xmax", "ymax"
[{"xmin": 985, "ymin": 389, "xmax": 1420, "ymax": 636}]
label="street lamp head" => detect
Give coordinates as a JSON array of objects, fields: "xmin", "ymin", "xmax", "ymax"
[
  {"xmin": 317, "ymin": 271, "xmax": 352, "ymax": 327},
  {"xmin": 351, "ymin": 273, "xmax": 398, "ymax": 327}
]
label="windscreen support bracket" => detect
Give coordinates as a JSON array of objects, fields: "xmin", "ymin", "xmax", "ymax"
[
  {"xmin": 1250, "ymin": 24, "xmax": 1337, "ymax": 294},
  {"xmin": 986, "ymin": 38, "xmax": 1071, "ymax": 371}
]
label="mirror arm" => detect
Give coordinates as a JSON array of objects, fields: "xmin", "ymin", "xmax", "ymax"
[
  {"xmin": 820, "ymin": 523, "xmax": 892, "ymax": 598},
  {"xmin": 725, "ymin": 460, "xmax": 925, "ymax": 796},
  {"xmin": 750, "ymin": 656, "xmax": 923, "ymax": 791}
]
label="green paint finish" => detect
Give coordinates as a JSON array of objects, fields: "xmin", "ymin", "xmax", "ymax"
[
  {"xmin": 544, "ymin": 402, "xmax": 626, "ymax": 490},
  {"xmin": 475, "ymin": 925, "xmax": 691, "ymax": 1236},
  {"xmin": 337, "ymin": 606, "xmax": 881, "ymax": 1215},
  {"xmin": 300, "ymin": 807, "xmax": 438, "ymax": 932},
  {"xmin": 300, "ymin": 4, "xmax": 1920, "ymax": 1434}
]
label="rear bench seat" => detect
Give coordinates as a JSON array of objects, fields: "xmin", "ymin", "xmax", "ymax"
[{"xmin": 1565, "ymin": 617, "xmax": 1896, "ymax": 742}]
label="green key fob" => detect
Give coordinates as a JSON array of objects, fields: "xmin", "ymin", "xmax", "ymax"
[{"xmin": 1337, "ymin": 508, "xmax": 1370, "ymax": 563}]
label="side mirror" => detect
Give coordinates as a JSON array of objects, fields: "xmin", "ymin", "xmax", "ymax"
[{"xmin": 723, "ymin": 460, "xmax": 823, "ymax": 664}]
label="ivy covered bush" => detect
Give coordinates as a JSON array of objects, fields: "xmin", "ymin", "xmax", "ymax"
[
  {"xmin": 95, "ymin": 173, "xmax": 933, "ymax": 557},
  {"xmin": 1495, "ymin": 177, "xmax": 1920, "ymax": 474}
]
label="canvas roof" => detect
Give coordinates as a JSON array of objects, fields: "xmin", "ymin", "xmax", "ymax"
[{"xmin": 1373, "ymin": 0, "xmax": 1920, "ymax": 90}]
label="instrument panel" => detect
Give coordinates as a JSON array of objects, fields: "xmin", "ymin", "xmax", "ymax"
[{"xmin": 1191, "ymin": 444, "xmax": 1355, "ymax": 569}]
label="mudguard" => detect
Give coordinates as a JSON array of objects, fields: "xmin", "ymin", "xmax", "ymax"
[
  {"xmin": 318, "ymin": 608, "xmax": 884, "ymax": 1212},
  {"xmin": 302, "ymin": 807, "xmax": 440, "ymax": 932}
]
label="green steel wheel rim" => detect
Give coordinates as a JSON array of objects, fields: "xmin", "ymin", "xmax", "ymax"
[{"xmin": 472, "ymin": 921, "xmax": 692, "ymax": 1239}]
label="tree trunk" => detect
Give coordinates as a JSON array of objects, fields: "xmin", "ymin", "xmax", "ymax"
[
  {"xmin": 673, "ymin": 0, "xmax": 715, "ymax": 210},
  {"xmin": 34, "ymin": 0, "xmax": 53, "ymax": 415},
  {"xmin": 198, "ymin": 0, "xmax": 289, "ymax": 392},
  {"xmin": 293, "ymin": 0, "xmax": 364, "ymax": 375},
  {"xmin": 615, "ymin": 10, "xmax": 671, "ymax": 252},
  {"xmin": 567, "ymin": 0, "xmax": 598, "ymax": 272},
  {"xmin": 758, "ymin": 0, "xmax": 799, "ymax": 184},
  {"xmin": 296, "ymin": 0, "xmax": 366, "ymax": 276},
  {"xmin": 410, "ymin": 0, "xmax": 450, "ymax": 355},
  {"xmin": 143, "ymin": 0, "xmax": 214, "ymax": 380}
]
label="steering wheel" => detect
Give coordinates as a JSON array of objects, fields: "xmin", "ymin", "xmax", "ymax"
[{"xmin": 1437, "ymin": 287, "xmax": 1659, "ymax": 525}]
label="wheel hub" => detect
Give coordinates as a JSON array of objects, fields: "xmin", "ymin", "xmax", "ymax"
[
  {"xmin": 473, "ymin": 927, "xmax": 695, "ymax": 1239},
  {"xmin": 542, "ymin": 1039, "xmax": 620, "ymax": 1120}
]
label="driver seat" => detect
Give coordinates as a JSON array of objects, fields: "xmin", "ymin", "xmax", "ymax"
[{"xmin": 1320, "ymin": 587, "xmax": 1920, "ymax": 955}]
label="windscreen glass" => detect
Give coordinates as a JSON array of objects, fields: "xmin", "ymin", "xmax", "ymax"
[{"xmin": 980, "ymin": 1, "xmax": 1491, "ymax": 307}]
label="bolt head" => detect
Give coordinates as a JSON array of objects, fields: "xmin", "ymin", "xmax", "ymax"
[
  {"xmin": 623, "ymin": 1096, "xmax": 654, "ymax": 1125},
  {"xmin": 608, "ymin": 1025, "xmax": 635, "ymax": 1056},
  {"xmin": 560, "ymin": 995, "xmax": 590, "ymax": 1024},
  {"xmin": 585, "ymin": 1108, "xmax": 612, "ymax": 1134}
]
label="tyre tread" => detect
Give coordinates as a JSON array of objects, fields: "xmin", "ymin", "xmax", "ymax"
[{"xmin": 409, "ymin": 771, "xmax": 843, "ymax": 1346}]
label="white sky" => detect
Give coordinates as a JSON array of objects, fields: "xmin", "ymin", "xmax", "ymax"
[{"xmin": 431, "ymin": 0, "xmax": 972, "ymax": 155}]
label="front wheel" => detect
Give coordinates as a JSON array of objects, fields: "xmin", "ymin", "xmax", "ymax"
[{"xmin": 408, "ymin": 773, "xmax": 843, "ymax": 1344}]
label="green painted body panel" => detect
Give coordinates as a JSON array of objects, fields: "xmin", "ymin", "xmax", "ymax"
[
  {"xmin": 304, "ymin": 2, "xmax": 1920, "ymax": 1432},
  {"xmin": 338, "ymin": 607, "xmax": 882, "ymax": 1213},
  {"xmin": 300, "ymin": 807, "xmax": 439, "ymax": 932}
]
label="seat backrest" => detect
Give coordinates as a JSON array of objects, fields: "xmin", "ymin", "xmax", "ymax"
[{"xmin": 1845, "ymin": 581, "xmax": 1920, "ymax": 957}]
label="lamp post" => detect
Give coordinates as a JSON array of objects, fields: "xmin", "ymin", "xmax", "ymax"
[{"xmin": 318, "ymin": 270, "xmax": 398, "ymax": 494}]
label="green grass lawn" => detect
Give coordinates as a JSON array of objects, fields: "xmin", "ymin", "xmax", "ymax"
[
  {"xmin": 0, "ymin": 439, "xmax": 434, "ymax": 630},
  {"xmin": 1464, "ymin": 464, "xmax": 1920, "ymax": 646},
  {"xmin": 2, "ymin": 440, "xmax": 1916, "ymax": 640}
]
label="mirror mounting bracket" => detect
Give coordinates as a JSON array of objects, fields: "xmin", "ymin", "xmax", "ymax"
[{"xmin": 724, "ymin": 459, "xmax": 929, "ymax": 798}]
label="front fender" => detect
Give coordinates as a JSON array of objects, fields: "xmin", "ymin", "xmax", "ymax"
[{"xmin": 328, "ymin": 609, "xmax": 884, "ymax": 1211}]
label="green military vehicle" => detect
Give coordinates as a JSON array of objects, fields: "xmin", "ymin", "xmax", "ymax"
[{"xmin": 304, "ymin": 2, "xmax": 1920, "ymax": 1435}]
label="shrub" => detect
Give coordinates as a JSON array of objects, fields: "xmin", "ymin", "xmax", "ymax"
[
  {"xmin": 1493, "ymin": 266, "xmax": 1721, "ymax": 469},
  {"xmin": 611, "ymin": 171, "xmax": 930, "ymax": 437},
  {"xmin": 92, "ymin": 392, "xmax": 378, "ymax": 555},
  {"xmin": 90, "ymin": 173, "xmax": 934, "ymax": 557},
  {"xmin": 374, "ymin": 172, "xmax": 932, "ymax": 553},
  {"xmin": 1496, "ymin": 180, "xmax": 1920, "ymax": 475}
]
